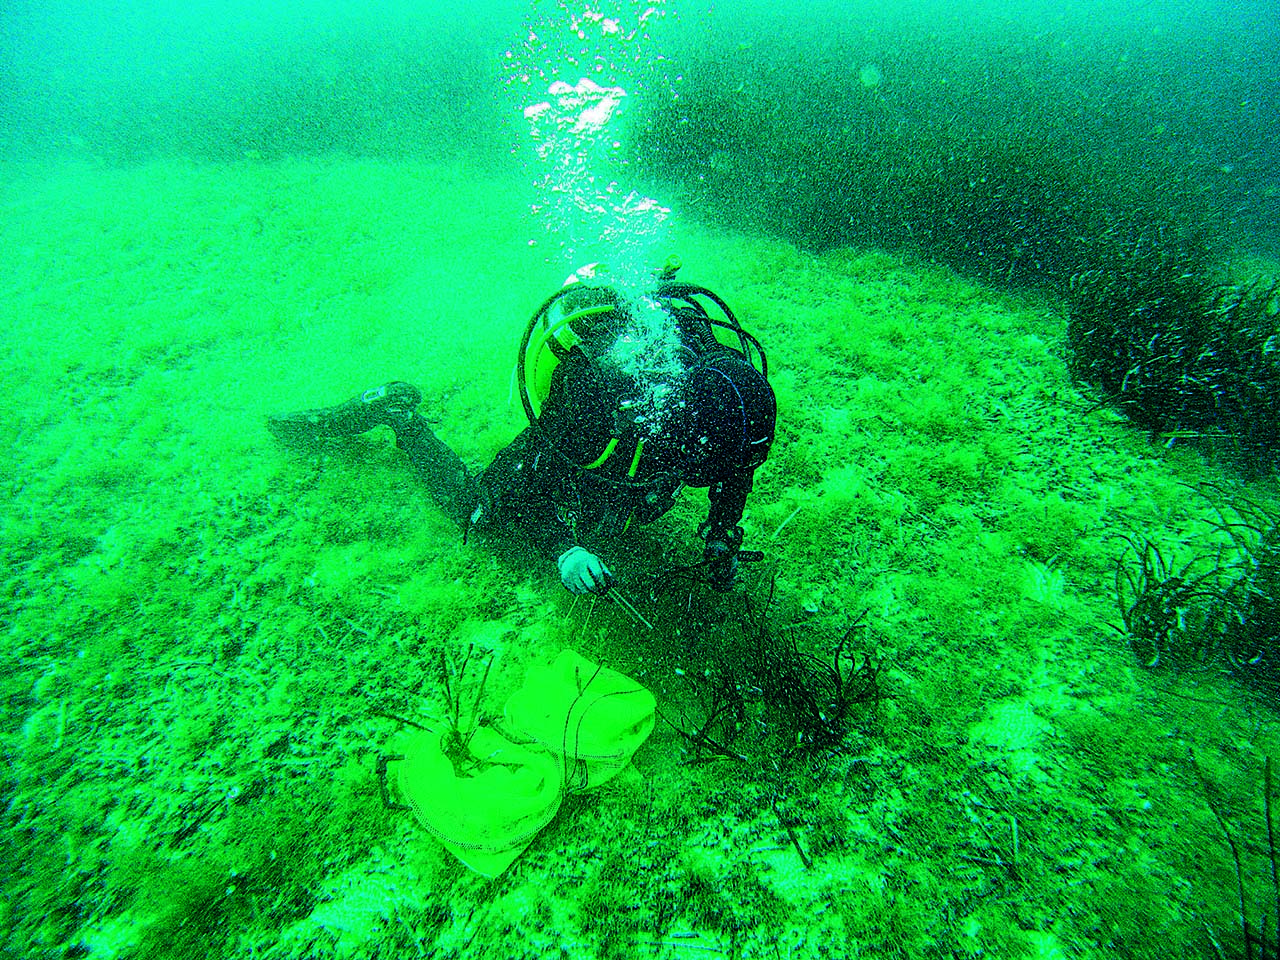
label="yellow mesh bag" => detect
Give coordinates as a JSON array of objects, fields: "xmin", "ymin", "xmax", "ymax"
[
  {"xmin": 504, "ymin": 649, "xmax": 655, "ymax": 790},
  {"xmin": 396, "ymin": 726, "xmax": 562, "ymax": 878}
]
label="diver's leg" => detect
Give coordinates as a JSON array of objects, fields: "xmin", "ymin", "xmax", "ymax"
[
  {"xmin": 267, "ymin": 381, "xmax": 423, "ymax": 445},
  {"xmin": 268, "ymin": 381, "xmax": 481, "ymax": 525},
  {"xmin": 391, "ymin": 415, "xmax": 482, "ymax": 526}
]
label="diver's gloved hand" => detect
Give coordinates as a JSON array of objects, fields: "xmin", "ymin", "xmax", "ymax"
[
  {"xmin": 703, "ymin": 539, "xmax": 740, "ymax": 592},
  {"xmin": 557, "ymin": 546, "xmax": 614, "ymax": 595}
]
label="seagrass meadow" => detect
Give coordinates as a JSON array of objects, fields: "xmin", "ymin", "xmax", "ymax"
[{"xmin": 4, "ymin": 155, "xmax": 1280, "ymax": 959}]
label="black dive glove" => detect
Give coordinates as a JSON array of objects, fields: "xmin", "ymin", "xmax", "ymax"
[{"xmin": 702, "ymin": 526, "xmax": 744, "ymax": 592}]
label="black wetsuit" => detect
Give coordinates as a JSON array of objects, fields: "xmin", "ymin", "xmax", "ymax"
[{"xmin": 395, "ymin": 343, "xmax": 763, "ymax": 559}]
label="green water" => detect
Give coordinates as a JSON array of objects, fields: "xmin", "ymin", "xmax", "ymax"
[{"xmin": 4, "ymin": 1, "xmax": 1280, "ymax": 958}]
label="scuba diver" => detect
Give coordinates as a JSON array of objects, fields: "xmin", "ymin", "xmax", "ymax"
[{"xmin": 267, "ymin": 262, "xmax": 776, "ymax": 596}]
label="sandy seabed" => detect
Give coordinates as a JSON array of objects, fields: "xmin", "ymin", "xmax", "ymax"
[{"xmin": 2, "ymin": 156, "xmax": 1278, "ymax": 960}]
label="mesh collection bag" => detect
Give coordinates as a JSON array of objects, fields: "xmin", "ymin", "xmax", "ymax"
[{"xmin": 395, "ymin": 649, "xmax": 654, "ymax": 877}]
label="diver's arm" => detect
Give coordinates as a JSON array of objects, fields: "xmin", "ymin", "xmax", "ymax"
[
  {"xmin": 514, "ymin": 351, "xmax": 617, "ymax": 586},
  {"xmin": 704, "ymin": 469, "xmax": 752, "ymax": 543},
  {"xmin": 700, "ymin": 468, "xmax": 754, "ymax": 591},
  {"xmin": 481, "ymin": 429, "xmax": 577, "ymax": 558}
]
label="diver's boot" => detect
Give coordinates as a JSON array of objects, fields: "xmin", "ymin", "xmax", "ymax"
[{"xmin": 267, "ymin": 382, "xmax": 423, "ymax": 446}]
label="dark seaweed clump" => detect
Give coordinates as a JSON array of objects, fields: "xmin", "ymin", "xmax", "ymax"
[
  {"xmin": 1067, "ymin": 232, "xmax": 1280, "ymax": 467},
  {"xmin": 1114, "ymin": 488, "xmax": 1280, "ymax": 696},
  {"xmin": 654, "ymin": 576, "xmax": 883, "ymax": 761}
]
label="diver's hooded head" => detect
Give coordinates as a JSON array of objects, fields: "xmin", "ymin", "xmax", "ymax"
[{"xmin": 678, "ymin": 350, "xmax": 776, "ymax": 484}]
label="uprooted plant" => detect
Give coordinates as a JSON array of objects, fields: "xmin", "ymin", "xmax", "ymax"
[
  {"xmin": 650, "ymin": 575, "xmax": 884, "ymax": 759},
  {"xmin": 434, "ymin": 643, "xmax": 496, "ymax": 775},
  {"xmin": 660, "ymin": 663, "xmax": 749, "ymax": 763},
  {"xmin": 375, "ymin": 642, "xmax": 497, "ymax": 805},
  {"xmin": 741, "ymin": 580, "xmax": 883, "ymax": 754}
]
